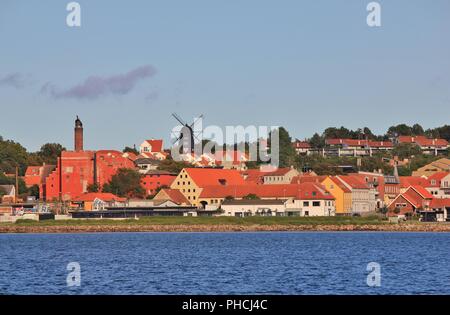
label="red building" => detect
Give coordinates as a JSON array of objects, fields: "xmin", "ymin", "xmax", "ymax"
[
  {"xmin": 140, "ymin": 170, "xmax": 176, "ymax": 196},
  {"xmin": 24, "ymin": 164, "xmax": 56, "ymax": 199},
  {"xmin": 45, "ymin": 117, "xmax": 135, "ymax": 201}
]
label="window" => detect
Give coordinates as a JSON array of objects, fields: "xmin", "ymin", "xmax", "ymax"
[
  {"xmin": 303, "ymin": 201, "xmax": 309, "ymax": 207},
  {"xmin": 304, "ymin": 211, "xmax": 309, "ymax": 217},
  {"xmin": 313, "ymin": 201, "xmax": 320, "ymax": 207}
]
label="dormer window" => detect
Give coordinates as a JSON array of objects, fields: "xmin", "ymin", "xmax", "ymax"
[{"xmin": 218, "ymin": 179, "xmax": 227, "ymax": 186}]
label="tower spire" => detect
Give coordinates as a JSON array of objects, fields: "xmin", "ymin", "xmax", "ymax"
[{"xmin": 74, "ymin": 116, "xmax": 83, "ymax": 151}]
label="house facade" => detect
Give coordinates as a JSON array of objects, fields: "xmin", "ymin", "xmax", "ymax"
[{"xmin": 139, "ymin": 139, "xmax": 167, "ymax": 160}]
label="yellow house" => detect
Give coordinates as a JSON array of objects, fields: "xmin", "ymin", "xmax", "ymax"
[
  {"xmin": 170, "ymin": 168, "xmax": 246, "ymax": 206},
  {"xmin": 321, "ymin": 176, "xmax": 352, "ymax": 215}
]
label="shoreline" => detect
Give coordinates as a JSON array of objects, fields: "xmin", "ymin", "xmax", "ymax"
[{"xmin": 1, "ymin": 223, "xmax": 450, "ymax": 233}]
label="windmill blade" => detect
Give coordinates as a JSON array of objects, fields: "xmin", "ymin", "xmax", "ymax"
[
  {"xmin": 190, "ymin": 114, "xmax": 204, "ymax": 128},
  {"xmin": 172, "ymin": 113, "xmax": 186, "ymax": 126},
  {"xmin": 172, "ymin": 133, "xmax": 183, "ymax": 145}
]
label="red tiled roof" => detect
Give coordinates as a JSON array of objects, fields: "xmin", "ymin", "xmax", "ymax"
[
  {"xmin": 398, "ymin": 136, "xmax": 449, "ymax": 148},
  {"xmin": 428, "ymin": 171, "xmax": 450, "ymax": 182},
  {"xmin": 73, "ymin": 193, "xmax": 126, "ymax": 202},
  {"xmin": 327, "ymin": 177, "xmax": 352, "ymax": 193},
  {"xmin": 430, "ymin": 198, "xmax": 450, "ymax": 209},
  {"xmin": 409, "ymin": 185, "xmax": 434, "ymax": 199},
  {"xmin": 25, "ymin": 166, "xmax": 41, "ymax": 176},
  {"xmin": 199, "ymin": 182, "xmax": 334, "ymax": 200},
  {"xmin": 240, "ymin": 169, "xmax": 265, "ymax": 184},
  {"xmin": 144, "ymin": 139, "xmax": 164, "ymax": 152},
  {"xmin": 336, "ymin": 175, "xmax": 370, "ymax": 190},
  {"xmin": 123, "ymin": 152, "xmax": 138, "ymax": 161},
  {"xmin": 293, "ymin": 140, "xmax": 311, "ymax": 149},
  {"xmin": 185, "ymin": 168, "xmax": 246, "ymax": 187},
  {"xmin": 400, "ymin": 176, "xmax": 430, "ymax": 188},
  {"xmin": 326, "ymin": 139, "xmax": 393, "ymax": 148},
  {"xmin": 159, "ymin": 189, "xmax": 190, "ymax": 205}
]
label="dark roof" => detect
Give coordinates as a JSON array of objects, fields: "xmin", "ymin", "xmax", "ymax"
[
  {"xmin": 134, "ymin": 158, "xmax": 162, "ymax": 165},
  {"xmin": 144, "ymin": 170, "xmax": 176, "ymax": 176}
]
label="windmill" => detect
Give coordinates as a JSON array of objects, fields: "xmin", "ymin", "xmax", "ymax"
[{"xmin": 171, "ymin": 113, "xmax": 203, "ymax": 154}]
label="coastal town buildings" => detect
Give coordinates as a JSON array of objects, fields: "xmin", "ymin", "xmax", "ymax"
[
  {"xmin": 169, "ymin": 168, "xmax": 246, "ymax": 207},
  {"xmin": 140, "ymin": 170, "xmax": 177, "ymax": 196},
  {"xmin": 197, "ymin": 182, "xmax": 335, "ymax": 216},
  {"xmin": 321, "ymin": 175, "xmax": 375, "ymax": 215},
  {"xmin": 396, "ymin": 136, "xmax": 449, "ymax": 156},
  {"xmin": 45, "ymin": 118, "xmax": 136, "ymax": 201},
  {"xmin": 293, "ymin": 135, "xmax": 449, "ymax": 158},
  {"xmin": 387, "ymin": 185, "xmax": 434, "ymax": 217},
  {"xmin": 24, "ymin": 164, "xmax": 56, "ymax": 199},
  {"xmin": 72, "ymin": 192, "xmax": 126, "ymax": 211}
]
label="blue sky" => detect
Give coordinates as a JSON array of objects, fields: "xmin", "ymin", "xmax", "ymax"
[{"xmin": 1, "ymin": 0, "xmax": 449, "ymax": 151}]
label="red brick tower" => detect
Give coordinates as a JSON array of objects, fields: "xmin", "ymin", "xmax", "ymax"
[{"xmin": 74, "ymin": 116, "xmax": 83, "ymax": 152}]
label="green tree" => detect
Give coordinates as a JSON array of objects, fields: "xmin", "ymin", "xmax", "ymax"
[
  {"xmin": 87, "ymin": 183, "xmax": 100, "ymax": 193},
  {"xmin": 0, "ymin": 137, "xmax": 29, "ymax": 174},
  {"xmin": 392, "ymin": 143, "xmax": 421, "ymax": 160},
  {"xmin": 28, "ymin": 184, "xmax": 40, "ymax": 199},
  {"xmin": 412, "ymin": 124, "xmax": 425, "ymax": 136},
  {"xmin": 378, "ymin": 206, "xmax": 389, "ymax": 218},
  {"xmin": 308, "ymin": 133, "xmax": 325, "ymax": 148},
  {"xmin": 102, "ymin": 168, "xmax": 144, "ymax": 198},
  {"xmin": 387, "ymin": 124, "xmax": 413, "ymax": 137},
  {"xmin": 271, "ymin": 127, "xmax": 297, "ymax": 168},
  {"xmin": 123, "ymin": 146, "xmax": 139, "ymax": 155},
  {"xmin": 38, "ymin": 143, "xmax": 66, "ymax": 165},
  {"xmin": 158, "ymin": 157, "xmax": 191, "ymax": 174},
  {"xmin": 0, "ymin": 172, "xmax": 27, "ymax": 194}
]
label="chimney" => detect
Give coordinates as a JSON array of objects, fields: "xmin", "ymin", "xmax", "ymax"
[{"xmin": 74, "ymin": 115, "xmax": 83, "ymax": 152}]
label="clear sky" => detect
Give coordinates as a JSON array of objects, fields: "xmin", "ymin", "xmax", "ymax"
[{"xmin": 1, "ymin": 0, "xmax": 449, "ymax": 151}]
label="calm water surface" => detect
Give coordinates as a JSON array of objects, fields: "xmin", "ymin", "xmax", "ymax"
[{"xmin": 0, "ymin": 232, "xmax": 449, "ymax": 295}]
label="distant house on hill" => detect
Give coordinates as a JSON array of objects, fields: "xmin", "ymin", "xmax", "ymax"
[
  {"xmin": 139, "ymin": 139, "xmax": 167, "ymax": 160},
  {"xmin": 396, "ymin": 136, "xmax": 449, "ymax": 156}
]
